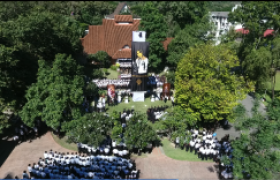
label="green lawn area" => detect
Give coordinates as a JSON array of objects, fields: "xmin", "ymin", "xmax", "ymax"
[
  {"xmin": 52, "ymin": 132, "xmax": 78, "ymax": 151},
  {"xmin": 263, "ymin": 71, "xmax": 280, "ymax": 91},
  {"xmin": 103, "ymin": 68, "xmax": 120, "ymax": 79},
  {"xmin": 161, "ymin": 138, "xmax": 212, "ymax": 162},
  {"xmin": 256, "ymin": 71, "xmax": 280, "ymax": 106},
  {"xmin": 106, "ymin": 97, "xmax": 173, "ymax": 114}
]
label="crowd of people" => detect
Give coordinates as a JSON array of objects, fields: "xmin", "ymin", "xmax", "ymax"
[
  {"xmin": 13, "ymin": 119, "xmax": 44, "ymax": 144},
  {"xmin": 21, "ymin": 149, "xmax": 139, "ymax": 179},
  {"xmin": 146, "ymin": 106, "xmax": 169, "ymax": 123},
  {"xmin": 181, "ymin": 129, "xmax": 233, "ymax": 179},
  {"xmin": 93, "ymin": 79, "xmax": 131, "ymax": 89}
]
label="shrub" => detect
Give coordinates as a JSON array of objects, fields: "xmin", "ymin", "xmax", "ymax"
[{"xmin": 110, "ymin": 65, "xmax": 118, "ymax": 71}]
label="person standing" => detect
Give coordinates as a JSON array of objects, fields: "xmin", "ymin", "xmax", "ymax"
[
  {"xmin": 189, "ymin": 138, "xmax": 196, "ymax": 153},
  {"xmin": 171, "ymin": 96, "xmax": 175, "ymax": 107}
]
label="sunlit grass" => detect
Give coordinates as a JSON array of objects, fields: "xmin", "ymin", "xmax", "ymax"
[{"xmin": 161, "ymin": 138, "xmax": 212, "ymax": 162}]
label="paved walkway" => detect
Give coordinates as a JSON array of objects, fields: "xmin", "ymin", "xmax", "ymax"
[
  {"xmin": 0, "ymin": 131, "xmax": 219, "ymax": 180},
  {"xmin": 214, "ymin": 94, "xmax": 266, "ymax": 140},
  {"xmin": 0, "ymin": 132, "xmax": 75, "ymax": 179},
  {"xmin": 134, "ymin": 147, "xmax": 219, "ymax": 180}
]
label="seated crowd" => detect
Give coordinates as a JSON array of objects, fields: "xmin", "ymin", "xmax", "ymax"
[
  {"xmin": 147, "ymin": 105, "xmax": 169, "ymax": 123},
  {"xmin": 22, "ymin": 149, "xmax": 139, "ymax": 179},
  {"xmin": 93, "ymin": 79, "xmax": 130, "ymax": 89},
  {"xmin": 184, "ymin": 129, "xmax": 233, "ymax": 179}
]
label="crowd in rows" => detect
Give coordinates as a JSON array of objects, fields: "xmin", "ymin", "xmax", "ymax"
[
  {"xmin": 21, "ymin": 149, "xmax": 139, "ymax": 179},
  {"xmin": 93, "ymin": 79, "xmax": 131, "ymax": 89},
  {"xmin": 181, "ymin": 129, "xmax": 233, "ymax": 179}
]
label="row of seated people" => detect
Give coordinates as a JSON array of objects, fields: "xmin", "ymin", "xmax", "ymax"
[
  {"xmin": 77, "ymin": 140, "xmax": 130, "ymax": 159},
  {"xmin": 23, "ymin": 150, "xmax": 139, "ymax": 179},
  {"xmin": 120, "ymin": 74, "xmax": 131, "ymax": 78},
  {"xmin": 95, "ymin": 81, "xmax": 130, "ymax": 89},
  {"xmin": 119, "ymin": 62, "xmax": 132, "ymax": 68}
]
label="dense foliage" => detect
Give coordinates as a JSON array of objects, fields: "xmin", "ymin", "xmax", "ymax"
[
  {"xmin": 19, "ymin": 54, "xmax": 85, "ymax": 129},
  {"xmin": 223, "ymin": 98, "xmax": 280, "ymax": 179},
  {"xmin": 161, "ymin": 106, "xmax": 195, "ymax": 147},
  {"xmin": 124, "ymin": 112, "xmax": 159, "ymax": 150},
  {"xmin": 228, "ymin": 1, "xmax": 280, "ymax": 99},
  {"xmin": 0, "ymin": 1, "xmax": 116, "ymax": 133},
  {"xmin": 175, "ymin": 44, "xmax": 254, "ymax": 123},
  {"xmin": 62, "ymin": 112, "xmax": 114, "ymax": 147}
]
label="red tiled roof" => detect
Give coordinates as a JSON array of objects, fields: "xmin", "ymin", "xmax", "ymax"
[
  {"xmin": 235, "ymin": 28, "xmax": 274, "ymax": 37},
  {"xmin": 235, "ymin": 28, "xmax": 249, "ymax": 35},
  {"xmin": 81, "ymin": 15, "xmax": 174, "ymax": 59},
  {"xmin": 114, "ymin": 15, "xmax": 133, "ymax": 22},
  {"xmin": 112, "ymin": 49, "xmax": 131, "ymax": 59},
  {"xmin": 162, "ymin": 37, "xmax": 174, "ymax": 51},
  {"xmin": 264, "ymin": 29, "xmax": 274, "ymax": 37},
  {"xmin": 81, "ymin": 25, "xmax": 105, "ymax": 54}
]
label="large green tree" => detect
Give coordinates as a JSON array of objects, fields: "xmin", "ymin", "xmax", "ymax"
[
  {"xmin": 0, "ymin": 9, "xmax": 83, "ymax": 61},
  {"xmin": 19, "ymin": 54, "xmax": 84, "ymax": 129},
  {"xmin": 130, "ymin": 2, "xmax": 168, "ymax": 73},
  {"xmin": 161, "ymin": 106, "xmax": 196, "ymax": 147},
  {"xmin": 175, "ymin": 43, "xmax": 253, "ymax": 123},
  {"xmin": 123, "ymin": 112, "xmax": 158, "ymax": 150},
  {"xmin": 167, "ymin": 23, "xmax": 212, "ymax": 67},
  {"xmin": 62, "ymin": 112, "xmax": 113, "ymax": 146}
]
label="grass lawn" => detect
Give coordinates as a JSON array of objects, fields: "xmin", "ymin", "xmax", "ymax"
[
  {"xmin": 263, "ymin": 71, "xmax": 280, "ymax": 91},
  {"xmin": 103, "ymin": 68, "xmax": 120, "ymax": 79},
  {"xmin": 161, "ymin": 138, "xmax": 212, "ymax": 162},
  {"xmin": 52, "ymin": 132, "xmax": 78, "ymax": 152},
  {"xmin": 256, "ymin": 71, "xmax": 280, "ymax": 106},
  {"xmin": 106, "ymin": 97, "xmax": 173, "ymax": 114}
]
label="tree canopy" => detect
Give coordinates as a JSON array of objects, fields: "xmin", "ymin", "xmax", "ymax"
[
  {"xmin": 124, "ymin": 112, "xmax": 159, "ymax": 150},
  {"xmin": 175, "ymin": 43, "xmax": 254, "ymax": 123},
  {"xmin": 62, "ymin": 112, "xmax": 113, "ymax": 147},
  {"xmin": 223, "ymin": 98, "xmax": 280, "ymax": 179},
  {"xmin": 228, "ymin": 1, "xmax": 280, "ymax": 98},
  {"xmin": 19, "ymin": 54, "xmax": 85, "ymax": 129}
]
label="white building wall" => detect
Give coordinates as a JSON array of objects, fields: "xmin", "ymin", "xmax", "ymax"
[{"xmin": 209, "ymin": 4, "xmax": 242, "ymax": 45}]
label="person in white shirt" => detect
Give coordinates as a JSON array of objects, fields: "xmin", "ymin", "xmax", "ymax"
[
  {"xmin": 13, "ymin": 135, "xmax": 19, "ymax": 143},
  {"xmin": 194, "ymin": 142, "xmax": 201, "ymax": 155},
  {"xmin": 113, "ymin": 149, "xmax": 119, "ymax": 156},
  {"xmin": 189, "ymin": 138, "xmax": 196, "ymax": 153},
  {"xmin": 198, "ymin": 146, "xmax": 204, "ymax": 159},
  {"xmin": 205, "ymin": 147, "xmax": 210, "ymax": 160},
  {"xmin": 27, "ymin": 164, "xmax": 33, "ymax": 176},
  {"xmin": 104, "ymin": 147, "xmax": 110, "ymax": 155},
  {"xmin": 33, "ymin": 163, "xmax": 39, "ymax": 170},
  {"xmin": 65, "ymin": 157, "xmax": 70, "ymax": 165},
  {"xmin": 44, "ymin": 151, "xmax": 48, "ymax": 159}
]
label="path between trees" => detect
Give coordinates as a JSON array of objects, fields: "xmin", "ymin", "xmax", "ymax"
[
  {"xmin": 0, "ymin": 131, "xmax": 219, "ymax": 180},
  {"xmin": 214, "ymin": 94, "xmax": 266, "ymax": 140}
]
